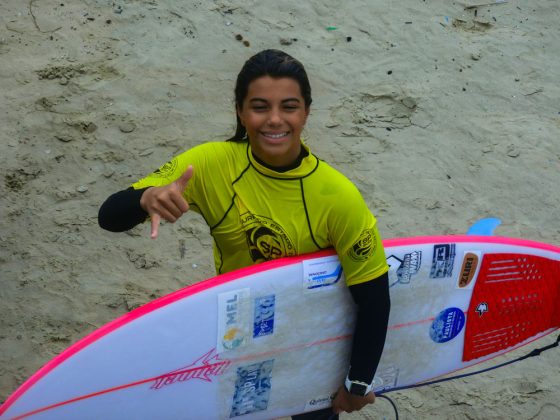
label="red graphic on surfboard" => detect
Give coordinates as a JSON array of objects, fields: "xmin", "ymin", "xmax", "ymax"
[{"xmin": 151, "ymin": 349, "xmax": 230, "ymax": 390}]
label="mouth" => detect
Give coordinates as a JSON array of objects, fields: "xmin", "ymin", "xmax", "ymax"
[{"xmin": 261, "ymin": 131, "xmax": 290, "ymax": 141}]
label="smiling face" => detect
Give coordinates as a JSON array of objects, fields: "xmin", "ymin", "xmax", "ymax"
[{"xmin": 237, "ymin": 76, "xmax": 310, "ymax": 167}]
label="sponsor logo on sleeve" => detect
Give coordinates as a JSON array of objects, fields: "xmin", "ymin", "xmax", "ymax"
[
  {"xmin": 430, "ymin": 244, "xmax": 456, "ymax": 279},
  {"xmin": 152, "ymin": 157, "xmax": 179, "ymax": 178},
  {"xmin": 218, "ymin": 289, "xmax": 251, "ymax": 353},
  {"xmin": 230, "ymin": 360, "xmax": 274, "ymax": 417},
  {"xmin": 347, "ymin": 228, "xmax": 376, "ymax": 262},
  {"xmin": 459, "ymin": 252, "xmax": 480, "ymax": 288},
  {"xmin": 253, "ymin": 295, "xmax": 275, "ymax": 338}
]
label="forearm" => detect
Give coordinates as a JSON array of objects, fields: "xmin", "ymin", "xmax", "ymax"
[
  {"xmin": 98, "ymin": 187, "xmax": 149, "ymax": 232},
  {"xmin": 347, "ymin": 272, "xmax": 391, "ymax": 384}
]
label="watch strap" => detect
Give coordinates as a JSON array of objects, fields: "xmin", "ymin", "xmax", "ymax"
[{"xmin": 344, "ymin": 375, "xmax": 374, "ymax": 396}]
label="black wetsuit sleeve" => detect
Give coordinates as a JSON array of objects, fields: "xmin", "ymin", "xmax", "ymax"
[
  {"xmin": 347, "ymin": 272, "xmax": 391, "ymax": 385},
  {"xmin": 98, "ymin": 187, "xmax": 149, "ymax": 232}
]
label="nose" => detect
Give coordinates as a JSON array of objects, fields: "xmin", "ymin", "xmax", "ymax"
[{"xmin": 267, "ymin": 109, "xmax": 282, "ymax": 126}]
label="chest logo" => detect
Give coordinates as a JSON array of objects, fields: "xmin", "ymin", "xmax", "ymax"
[{"xmin": 241, "ymin": 213, "xmax": 295, "ymax": 262}]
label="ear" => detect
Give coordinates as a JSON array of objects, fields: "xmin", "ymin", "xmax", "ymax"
[
  {"xmin": 236, "ymin": 105, "xmax": 245, "ymax": 127},
  {"xmin": 304, "ymin": 106, "xmax": 311, "ymax": 122}
]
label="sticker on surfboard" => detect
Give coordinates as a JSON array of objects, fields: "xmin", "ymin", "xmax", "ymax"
[
  {"xmin": 217, "ymin": 288, "xmax": 251, "ymax": 353},
  {"xmin": 458, "ymin": 251, "xmax": 481, "ymax": 289},
  {"xmin": 230, "ymin": 359, "xmax": 274, "ymax": 417},
  {"xmin": 475, "ymin": 302, "xmax": 489, "ymax": 317},
  {"xmin": 387, "ymin": 251, "xmax": 422, "ymax": 287},
  {"xmin": 253, "ymin": 294, "xmax": 275, "ymax": 338},
  {"xmin": 430, "ymin": 244, "xmax": 456, "ymax": 279},
  {"xmin": 302, "ymin": 256, "xmax": 343, "ymax": 291},
  {"xmin": 304, "ymin": 395, "xmax": 333, "ymax": 412},
  {"xmin": 372, "ymin": 365, "xmax": 400, "ymax": 392},
  {"xmin": 430, "ymin": 307, "xmax": 465, "ymax": 343}
]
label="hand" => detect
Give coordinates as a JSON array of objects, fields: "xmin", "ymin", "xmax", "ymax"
[
  {"xmin": 331, "ymin": 385, "xmax": 375, "ymax": 414},
  {"xmin": 139, "ymin": 165, "xmax": 194, "ymax": 239}
]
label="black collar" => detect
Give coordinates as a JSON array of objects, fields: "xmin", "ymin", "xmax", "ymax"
[{"xmin": 251, "ymin": 147, "xmax": 310, "ymax": 173}]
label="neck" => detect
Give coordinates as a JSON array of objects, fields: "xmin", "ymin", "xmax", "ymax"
[{"xmin": 252, "ymin": 147, "xmax": 309, "ymax": 173}]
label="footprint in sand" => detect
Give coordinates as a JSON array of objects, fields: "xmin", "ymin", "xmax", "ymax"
[
  {"xmin": 452, "ymin": 17, "xmax": 494, "ymax": 33},
  {"xmin": 331, "ymin": 92, "xmax": 418, "ymax": 133}
]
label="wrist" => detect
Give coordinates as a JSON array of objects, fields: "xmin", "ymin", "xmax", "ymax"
[
  {"xmin": 344, "ymin": 375, "xmax": 374, "ymax": 397},
  {"xmin": 139, "ymin": 187, "xmax": 153, "ymax": 212}
]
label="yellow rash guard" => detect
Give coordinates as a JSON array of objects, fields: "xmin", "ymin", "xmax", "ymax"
[{"xmin": 132, "ymin": 141, "xmax": 388, "ymax": 285}]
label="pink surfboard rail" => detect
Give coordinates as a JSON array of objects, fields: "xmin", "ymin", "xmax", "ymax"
[{"xmin": 2, "ymin": 234, "xmax": 559, "ymax": 415}]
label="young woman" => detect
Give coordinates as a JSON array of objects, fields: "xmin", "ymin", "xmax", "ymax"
[{"xmin": 98, "ymin": 49, "xmax": 391, "ymax": 419}]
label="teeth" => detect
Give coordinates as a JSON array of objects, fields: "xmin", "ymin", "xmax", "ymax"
[{"xmin": 263, "ymin": 132, "xmax": 288, "ymax": 139}]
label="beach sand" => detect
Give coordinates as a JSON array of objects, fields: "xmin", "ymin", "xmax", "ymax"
[{"xmin": 1, "ymin": 0, "xmax": 559, "ymax": 418}]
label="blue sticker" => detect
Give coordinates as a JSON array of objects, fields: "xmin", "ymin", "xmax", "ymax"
[
  {"xmin": 430, "ymin": 307, "xmax": 465, "ymax": 343},
  {"xmin": 230, "ymin": 360, "xmax": 274, "ymax": 417},
  {"xmin": 253, "ymin": 295, "xmax": 275, "ymax": 338},
  {"xmin": 430, "ymin": 244, "xmax": 456, "ymax": 278}
]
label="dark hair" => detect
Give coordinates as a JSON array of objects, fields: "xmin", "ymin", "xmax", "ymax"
[{"xmin": 228, "ymin": 49, "xmax": 312, "ymax": 142}]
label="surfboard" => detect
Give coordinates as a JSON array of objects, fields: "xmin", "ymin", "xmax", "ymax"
[{"xmin": 1, "ymin": 235, "xmax": 559, "ymax": 419}]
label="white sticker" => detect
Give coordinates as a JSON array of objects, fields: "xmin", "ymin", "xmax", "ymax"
[
  {"xmin": 304, "ymin": 395, "xmax": 333, "ymax": 412},
  {"xmin": 372, "ymin": 366, "xmax": 399, "ymax": 392},
  {"xmin": 217, "ymin": 288, "xmax": 251, "ymax": 353},
  {"xmin": 302, "ymin": 256, "xmax": 343, "ymax": 291}
]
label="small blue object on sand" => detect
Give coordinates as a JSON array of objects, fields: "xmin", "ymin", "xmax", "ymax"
[{"xmin": 467, "ymin": 218, "xmax": 502, "ymax": 236}]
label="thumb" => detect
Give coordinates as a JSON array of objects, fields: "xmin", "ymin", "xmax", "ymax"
[
  {"xmin": 150, "ymin": 213, "xmax": 161, "ymax": 239},
  {"xmin": 174, "ymin": 165, "xmax": 194, "ymax": 191}
]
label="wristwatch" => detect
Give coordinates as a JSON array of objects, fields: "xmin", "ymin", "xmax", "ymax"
[{"xmin": 344, "ymin": 376, "xmax": 374, "ymax": 397}]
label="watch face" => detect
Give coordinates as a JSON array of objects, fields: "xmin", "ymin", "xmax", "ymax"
[{"xmin": 349, "ymin": 382, "xmax": 368, "ymax": 396}]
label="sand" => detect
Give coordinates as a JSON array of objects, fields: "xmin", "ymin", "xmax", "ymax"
[{"xmin": 1, "ymin": 0, "xmax": 559, "ymax": 418}]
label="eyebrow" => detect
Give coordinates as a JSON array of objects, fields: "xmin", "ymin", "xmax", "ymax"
[{"xmin": 248, "ymin": 98, "xmax": 302, "ymax": 104}]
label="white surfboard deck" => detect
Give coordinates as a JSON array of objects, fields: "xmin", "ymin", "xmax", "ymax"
[{"xmin": 1, "ymin": 235, "xmax": 559, "ymax": 419}]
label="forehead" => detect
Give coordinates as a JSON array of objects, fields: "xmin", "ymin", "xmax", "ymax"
[{"xmin": 246, "ymin": 76, "xmax": 303, "ymax": 100}]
